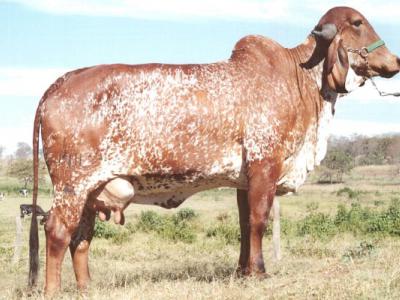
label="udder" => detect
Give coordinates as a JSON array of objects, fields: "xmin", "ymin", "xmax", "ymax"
[{"xmin": 89, "ymin": 177, "xmax": 135, "ymax": 225}]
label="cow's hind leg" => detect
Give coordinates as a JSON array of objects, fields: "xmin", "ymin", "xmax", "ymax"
[
  {"xmin": 69, "ymin": 204, "xmax": 96, "ymax": 291},
  {"xmin": 44, "ymin": 190, "xmax": 87, "ymax": 297}
]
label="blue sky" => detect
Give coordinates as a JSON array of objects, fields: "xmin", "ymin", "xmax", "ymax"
[{"xmin": 1, "ymin": 0, "xmax": 399, "ymax": 154}]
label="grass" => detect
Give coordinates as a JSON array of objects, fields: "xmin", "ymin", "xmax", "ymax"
[{"xmin": 0, "ymin": 165, "xmax": 400, "ymax": 299}]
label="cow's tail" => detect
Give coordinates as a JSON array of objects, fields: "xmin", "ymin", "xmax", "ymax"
[{"xmin": 29, "ymin": 103, "xmax": 41, "ymax": 287}]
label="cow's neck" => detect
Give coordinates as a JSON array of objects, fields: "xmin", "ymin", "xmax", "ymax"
[
  {"xmin": 275, "ymin": 36, "xmax": 339, "ymax": 195},
  {"xmin": 288, "ymin": 35, "xmax": 338, "ymax": 108}
]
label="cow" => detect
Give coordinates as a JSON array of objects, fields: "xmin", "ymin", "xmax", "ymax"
[
  {"xmin": 20, "ymin": 204, "xmax": 49, "ymax": 225},
  {"xmin": 19, "ymin": 188, "xmax": 28, "ymax": 198},
  {"xmin": 20, "ymin": 204, "xmax": 48, "ymax": 218},
  {"xmin": 28, "ymin": 7, "xmax": 399, "ymax": 296}
]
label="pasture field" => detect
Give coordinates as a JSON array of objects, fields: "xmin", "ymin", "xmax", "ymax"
[{"xmin": 0, "ymin": 165, "xmax": 400, "ymax": 299}]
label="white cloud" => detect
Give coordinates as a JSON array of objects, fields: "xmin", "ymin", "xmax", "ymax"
[
  {"xmin": 10, "ymin": 0, "xmax": 289, "ymax": 22},
  {"xmin": 8, "ymin": 0, "xmax": 400, "ymax": 24},
  {"xmin": 0, "ymin": 67, "xmax": 67, "ymax": 97}
]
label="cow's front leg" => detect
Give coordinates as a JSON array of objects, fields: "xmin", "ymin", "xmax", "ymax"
[
  {"xmin": 69, "ymin": 205, "xmax": 96, "ymax": 291},
  {"xmin": 244, "ymin": 161, "xmax": 279, "ymax": 275}
]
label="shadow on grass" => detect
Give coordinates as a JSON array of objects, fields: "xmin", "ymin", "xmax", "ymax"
[{"xmin": 99, "ymin": 263, "xmax": 237, "ymax": 288}]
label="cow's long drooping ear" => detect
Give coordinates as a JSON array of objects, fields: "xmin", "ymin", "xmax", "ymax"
[{"xmin": 324, "ymin": 36, "xmax": 349, "ymax": 93}]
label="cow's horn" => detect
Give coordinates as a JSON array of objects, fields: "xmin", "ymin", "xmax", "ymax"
[{"xmin": 312, "ymin": 23, "xmax": 337, "ymax": 41}]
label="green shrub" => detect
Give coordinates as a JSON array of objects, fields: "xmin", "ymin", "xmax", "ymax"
[
  {"xmin": 336, "ymin": 187, "xmax": 364, "ymax": 199},
  {"xmin": 280, "ymin": 218, "xmax": 296, "ymax": 236},
  {"xmin": 264, "ymin": 217, "xmax": 296, "ymax": 237},
  {"xmin": 125, "ymin": 222, "xmax": 137, "ymax": 234},
  {"xmin": 297, "ymin": 212, "xmax": 337, "ymax": 240},
  {"xmin": 135, "ymin": 211, "xmax": 166, "ymax": 232},
  {"xmin": 94, "ymin": 219, "xmax": 120, "ymax": 239},
  {"xmin": 365, "ymin": 213, "xmax": 391, "ymax": 234},
  {"xmin": 174, "ymin": 208, "xmax": 197, "ymax": 222},
  {"xmin": 206, "ymin": 214, "xmax": 240, "ymax": 245},
  {"xmin": 334, "ymin": 204, "xmax": 348, "ymax": 227},
  {"xmin": 380, "ymin": 198, "xmax": 400, "ymax": 235},
  {"xmin": 334, "ymin": 199, "xmax": 400, "ymax": 236},
  {"xmin": 158, "ymin": 220, "xmax": 196, "ymax": 243},
  {"xmin": 135, "ymin": 210, "xmax": 197, "ymax": 243}
]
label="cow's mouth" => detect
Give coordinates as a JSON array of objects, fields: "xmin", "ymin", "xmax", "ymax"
[{"xmin": 380, "ymin": 69, "xmax": 399, "ymax": 79}]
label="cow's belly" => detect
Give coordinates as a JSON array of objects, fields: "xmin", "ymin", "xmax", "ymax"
[
  {"xmin": 94, "ymin": 154, "xmax": 247, "ymax": 210},
  {"xmin": 132, "ymin": 171, "xmax": 247, "ymax": 208}
]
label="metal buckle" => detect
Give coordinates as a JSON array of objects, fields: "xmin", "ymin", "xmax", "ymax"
[{"xmin": 360, "ymin": 47, "xmax": 369, "ymax": 58}]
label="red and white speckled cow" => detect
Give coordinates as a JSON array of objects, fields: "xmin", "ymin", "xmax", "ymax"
[{"xmin": 29, "ymin": 7, "xmax": 399, "ymax": 296}]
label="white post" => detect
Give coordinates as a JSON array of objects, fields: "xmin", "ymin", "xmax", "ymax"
[
  {"xmin": 272, "ymin": 198, "xmax": 282, "ymax": 261},
  {"xmin": 12, "ymin": 215, "xmax": 23, "ymax": 265}
]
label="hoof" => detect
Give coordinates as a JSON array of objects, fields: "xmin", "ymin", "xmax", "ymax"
[{"xmin": 235, "ymin": 266, "xmax": 271, "ymax": 279}]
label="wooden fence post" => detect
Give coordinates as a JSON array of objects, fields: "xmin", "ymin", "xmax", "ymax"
[
  {"xmin": 272, "ymin": 198, "xmax": 282, "ymax": 261},
  {"xmin": 12, "ymin": 215, "xmax": 23, "ymax": 265}
]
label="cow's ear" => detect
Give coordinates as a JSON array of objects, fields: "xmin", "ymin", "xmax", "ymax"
[{"xmin": 324, "ymin": 36, "xmax": 349, "ymax": 93}]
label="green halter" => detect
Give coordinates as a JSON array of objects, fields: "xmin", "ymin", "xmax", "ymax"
[
  {"xmin": 348, "ymin": 39, "xmax": 385, "ymax": 58},
  {"xmin": 352, "ymin": 40, "xmax": 385, "ymax": 58},
  {"xmin": 365, "ymin": 39, "xmax": 385, "ymax": 53}
]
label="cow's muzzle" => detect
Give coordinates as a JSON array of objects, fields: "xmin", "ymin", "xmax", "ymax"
[{"xmin": 375, "ymin": 54, "xmax": 400, "ymax": 78}]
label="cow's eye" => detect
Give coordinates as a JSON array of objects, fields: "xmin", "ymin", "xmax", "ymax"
[{"xmin": 352, "ymin": 20, "xmax": 362, "ymax": 27}]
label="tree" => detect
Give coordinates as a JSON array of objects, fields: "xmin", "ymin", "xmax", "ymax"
[
  {"xmin": 319, "ymin": 149, "xmax": 354, "ymax": 183},
  {"xmin": 325, "ymin": 134, "xmax": 400, "ymax": 167},
  {"xmin": 0, "ymin": 145, "xmax": 4, "ymax": 160},
  {"xmin": 386, "ymin": 136, "xmax": 400, "ymax": 164},
  {"xmin": 7, "ymin": 159, "xmax": 46, "ymax": 189},
  {"xmin": 15, "ymin": 142, "xmax": 32, "ymax": 160}
]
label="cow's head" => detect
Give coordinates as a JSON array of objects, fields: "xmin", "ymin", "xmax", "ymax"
[{"xmin": 312, "ymin": 7, "xmax": 400, "ymax": 93}]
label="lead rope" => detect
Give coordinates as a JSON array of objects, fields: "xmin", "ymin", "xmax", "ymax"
[{"xmin": 370, "ymin": 77, "xmax": 400, "ymax": 97}]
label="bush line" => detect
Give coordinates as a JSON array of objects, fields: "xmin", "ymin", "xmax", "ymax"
[{"xmin": 93, "ymin": 198, "xmax": 400, "ymax": 245}]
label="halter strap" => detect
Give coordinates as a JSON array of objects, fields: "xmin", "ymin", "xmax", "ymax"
[
  {"xmin": 365, "ymin": 39, "xmax": 385, "ymax": 53},
  {"xmin": 348, "ymin": 40, "xmax": 385, "ymax": 58}
]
